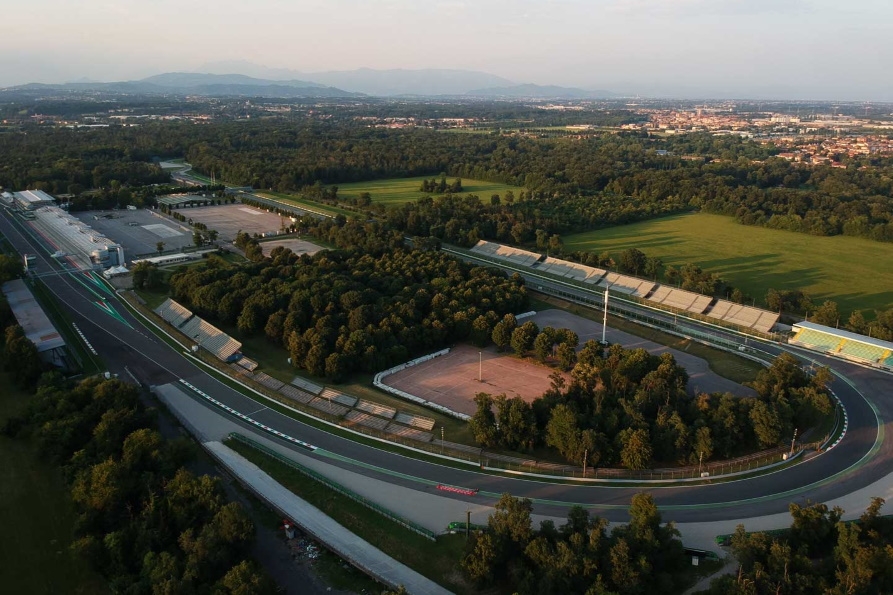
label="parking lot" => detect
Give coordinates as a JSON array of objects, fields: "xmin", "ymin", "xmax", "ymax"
[
  {"xmin": 179, "ymin": 204, "xmax": 287, "ymax": 243},
  {"xmin": 73, "ymin": 209, "xmax": 191, "ymax": 260}
]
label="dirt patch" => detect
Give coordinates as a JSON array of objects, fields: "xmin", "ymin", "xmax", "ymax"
[{"xmin": 383, "ymin": 344, "xmax": 569, "ymax": 416}]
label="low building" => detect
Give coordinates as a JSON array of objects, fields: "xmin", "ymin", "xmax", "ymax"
[{"xmin": 1, "ymin": 279, "xmax": 67, "ymax": 367}]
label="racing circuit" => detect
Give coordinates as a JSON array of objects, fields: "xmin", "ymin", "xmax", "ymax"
[{"xmin": 2, "ymin": 204, "xmax": 893, "ymax": 555}]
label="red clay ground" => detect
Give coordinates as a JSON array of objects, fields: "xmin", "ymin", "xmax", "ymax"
[{"xmin": 383, "ymin": 344, "xmax": 569, "ymax": 416}]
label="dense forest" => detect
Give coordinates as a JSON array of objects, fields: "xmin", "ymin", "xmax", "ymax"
[
  {"xmin": 168, "ymin": 219, "xmax": 529, "ymax": 381},
  {"xmin": 705, "ymin": 499, "xmax": 893, "ymax": 594},
  {"xmin": 0, "ymin": 374, "xmax": 275, "ymax": 593},
  {"xmin": 1, "ymin": 119, "xmax": 892, "ymax": 242},
  {"xmin": 463, "ymin": 492, "xmax": 688, "ymax": 595},
  {"xmin": 470, "ymin": 341, "xmax": 834, "ymax": 468}
]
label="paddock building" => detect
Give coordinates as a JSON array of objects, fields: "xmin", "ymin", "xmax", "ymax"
[{"xmin": 1, "ymin": 279, "xmax": 67, "ymax": 367}]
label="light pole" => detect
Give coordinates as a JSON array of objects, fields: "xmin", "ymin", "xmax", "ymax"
[
  {"xmin": 441, "ymin": 426, "xmax": 445, "ymax": 455},
  {"xmin": 601, "ymin": 289, "xmax": 609, "ymax": 344},
  {"xmin": 698, "ymin": 451, "xmax": 703, "ymax": 477},
  {"xmin": 479, "ymin": 351, "xmax": 482, "ymax": 383},
  {"xmin": 790, "ymin": 428, "xmax": 798, "ymax": 458}
]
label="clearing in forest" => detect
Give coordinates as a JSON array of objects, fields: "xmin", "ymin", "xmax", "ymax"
[
  {"xmin": 563, "ymin": 212, "xmax": 893, "ymax": 316},
  {"xmin": 334, "ymin": 176, "xmax": 525, "ymax": 206}
]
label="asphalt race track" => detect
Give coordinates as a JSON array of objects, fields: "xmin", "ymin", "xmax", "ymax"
[{"xmin": 3, "ymin": 208, "xmax": 892, "ymax": 524}]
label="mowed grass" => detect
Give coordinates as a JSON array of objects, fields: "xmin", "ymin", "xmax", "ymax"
[
  {"xmin": 335, "ymin": 176, "xmax": 525, "ymax": 206},
  {"xmin": 0, "ymin": 375, "xmax": 108, "ymax": 594},
  {"xmin": 563, "ymin": 213, "xmax": 893, "ymax": 316}
]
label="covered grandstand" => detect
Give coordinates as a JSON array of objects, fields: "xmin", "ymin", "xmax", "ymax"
[
  {"xmin": 467, "ymin": 240, "xmax": 780, "ymax": 334},
  {"xmin": 157, "ymin": 194, "xmax": 216, "ymax": 208},
  {"xmin": 14, "ymin": 190, "xmax": 55, "ymax": 210},
  {"xmin": 155, "ymin": 298, "xmax": 242, "ymax": 361},
  {"xmin": 790, "ymin": 321, "xmax": 893, "ymax": 370},
  {"xmin": 1, "ymin": 279, "xmax": 67, "ymax": 366}
]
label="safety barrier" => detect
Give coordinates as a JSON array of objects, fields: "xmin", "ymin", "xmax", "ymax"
[{"xmin": 227, "ymin": 432, "xmax": 437, "ymax": 541}]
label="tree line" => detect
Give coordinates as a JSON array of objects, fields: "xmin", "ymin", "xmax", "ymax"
[
  {"xmin": 470, "ymin": 340, "xmax": 833, "ymax": 469},
  {"xmin": 463, "ymin": 492, "xmax": 688, "ymax": 595},
  {"xmin": 0, "ymin": 375, "xmax": 275, "ymax": 593},
  {"xmin": 705, "ymin": 498, "xmax": 893, "ymax": 594}
]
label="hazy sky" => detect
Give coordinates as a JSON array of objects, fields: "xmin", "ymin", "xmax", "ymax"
[{"xmin": 3, "ymin": 0, "xmax": 891, "ymax": 99}]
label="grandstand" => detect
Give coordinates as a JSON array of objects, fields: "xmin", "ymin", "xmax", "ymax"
[
  {"xmin": 155, "ymin": 298, "xmax": 193, "ymax": 328},
  {"xmin": 14, "ymin": 190, "xmax": 55, "ymax": 210},
  {"xmin": 318, "ymin": 388, "xmax": 359, "ymax": 408},
  {"xmin": 791, "ymin": 321, "xmax": 893, "ymax": 370},
  {"xmin": 179, "ymin": 316, "xmax": 242, "ymax": 362},
  {"xmin": 467, "ymin": 239, "xmax": 781, "ymax": 334}
]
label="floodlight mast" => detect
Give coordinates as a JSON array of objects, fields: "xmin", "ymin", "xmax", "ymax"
[{"xmin": 602, "ymin": 289, "xmax": 609, "ymax": 344}]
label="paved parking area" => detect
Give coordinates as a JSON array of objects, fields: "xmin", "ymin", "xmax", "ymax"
[
  {"xmin": 73, "ymin": 209, "xmax": 190, "ymax": 260},
  {"xmin": 181, "ymin": 204, "xmax": 287, "ymax": 242}
]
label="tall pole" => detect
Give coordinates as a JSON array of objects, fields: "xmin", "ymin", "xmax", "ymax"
[
  {"xmin": 790, "ymin": 428, "xmax": 798, "ymax": 458},
  {"xmin": 602, "ymin": 289, "xmax": 609, "ymax": 344},
  {"xmin": 698, "ymin": 451, "xmax": 703, "ymax": 477},
  {"xmin": 466, "ymin": 509, "xmax": 471, "ymax": 538},
  {"xmin": 441, "ymin": 426, "xmax": 445, "ymax": 455},
  {"xmin": 583, "ymin": 448, "xmax": 588, "ymax": 477},
  {"xmin": 479, "ymin": 351, "xmax": 482, "ymax": 382}
]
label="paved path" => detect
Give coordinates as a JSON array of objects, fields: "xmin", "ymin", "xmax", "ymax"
[{"xmin": 205, "ymin": 441, "xmax": 453, "ymax": 595}]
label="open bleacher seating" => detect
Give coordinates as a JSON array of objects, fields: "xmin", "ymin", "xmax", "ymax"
[
  {"xmin": 884, "ymin": 354, "xmax": 893, "ymax": 369},
  {"xmin": 385, "ymin": 422, "xmax": 434, "ymax": 443},
  {"xmin": 345, "ymin": 410, "xmax": 391, "ymax": 431},
  {"xmin": 278, "ymin": 384, "xmax": 316, "ymax": 404},
  {"xmin": 308, "ymin": 397, "xmax": 350, "ymax": 417},
  {"xmin": 394, "ymin": 412, "xmax": 436, "ymax": 431},
  {"xmin": 792, "ymin": 328, "xmax": 842, "ymax": 352},
  {"xmin": 356, "ymin": 399, "xmax": 397, "ymax": 419},
  {"xmin": 252, "ymin": 372, "xmax": 285, "ymax": 391},
  {"xmin": 319, "ymin": 388, "xmax": 358, "ymax": 408},
  {"xmin": 229, "ymin": 363, "xmax": 251, "ymax": 376},
  {"xmin": 236, "ymin": 357, "xmax": 258, "ymax": 371},
  {"xmin": 290, "ymin": 377, "xmax": 323, "ymax": 395},
  {"xmin": 838, "ymin": 340, "xmax": 888, "ymax": 363},
  {"xmin": 179, "ymin": 316, "xmax": 242, "ymax": 361},
  {"xmin": 155, "ymin": 298, "xmax": 193, "ymax": 328}
]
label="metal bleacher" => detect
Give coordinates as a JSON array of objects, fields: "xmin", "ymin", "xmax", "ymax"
[
  {"xmin": 356, "ymin": 399, "xmax": 397, "ymax": 419},
  {"xmin": 155, "ymin": 298, "xmax": 193, "ymax": 328},
  {"xmin": 394, "ymin": 412, "xmax": 436, "ymax": 431},
  {"xmin": 291, "ymin": 377, "xmax": 324, "ymax": 395},
  {"xmin": 791, "ymin": 322, "xmax": 893, "ymax": 370},
  {"xmin": 278, "ymin": 384, "xmax": 316, "ymax": 405},
  {"xmin": 252, "ymin": 371, "xmax": 285, "ymax": 391},
  {"xmin": 345, "ymin": 410, "xmax": 391, "ymax": 431},
  {"xmin": 319, "ymin": 388, "xmax": 359, "ymax": 408},
  {"xmin": 307, "ymin": 397, "xmax": 350, "ymax": 417},
  {"xmin": 385, "ymin": 422, "xmax": 434, "ymax": 443}
]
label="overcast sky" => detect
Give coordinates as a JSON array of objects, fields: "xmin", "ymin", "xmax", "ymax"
[{"xmin": 2, "ymin": 0, "xmax": 890, "ymax": 100}]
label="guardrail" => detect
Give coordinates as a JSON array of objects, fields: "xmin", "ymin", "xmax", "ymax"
[{"xmin": 227, "ymin": 432, "xmax": 437, "ymax": 541}]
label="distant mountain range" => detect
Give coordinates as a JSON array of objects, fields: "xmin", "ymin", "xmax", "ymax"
[
  {"xmin": 3, "ymin": 73, "xmax": 360, "ymax": 98},
  {"xmin": 466, "ymin": 83, "xmax": 614, "ymax": 99},
  {"xmin": 2, "ymin": 64, "xmax": 614, "ymax": 99}
]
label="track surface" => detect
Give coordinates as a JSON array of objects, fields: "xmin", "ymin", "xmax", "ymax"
[{"xmin": 3, "ymin": 209, "xmax": 892, "ymax": 524}]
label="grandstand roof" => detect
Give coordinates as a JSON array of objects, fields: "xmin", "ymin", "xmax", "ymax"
[
  {"xmin": 793, "ymin": 320, "xmax": 893, "ymax": 351},
  {"xmin": 1, "ymin": 279, "xmax": 66, "ymax": 352},
  {"xmin": 157, "ymin": 194, "xmax": 215, "ymax": 207},
  {"xmin": 14, "ymin": 190, "xmax": 55, "ymax": 209}
]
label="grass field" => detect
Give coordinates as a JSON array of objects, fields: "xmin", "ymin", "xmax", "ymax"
[
  {"xmin": 0, "ymin": 374, "xmax": 108, "ymax": 594},
  {"xmin": 563, "ymin": 213, "xmax": 893, "ymax": 316},
  {"xmin": 335, "ymin": 176, "xmax": 525, "ymax": 206}
]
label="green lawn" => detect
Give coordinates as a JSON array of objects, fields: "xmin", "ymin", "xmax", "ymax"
[
  {"xmin": 0, "ymin": 375, "xmax": 108, "ymax": 594},
  {"xmin": 563, "ymin": 213, "xmax": 893, "ymax": 316},
  {"xmin": 335, "ymin": 176, "xmax": 525, "ymax": 206}
]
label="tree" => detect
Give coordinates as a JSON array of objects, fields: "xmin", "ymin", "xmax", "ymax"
[
  {"xmin": 546, "ymin": 404, "xmax": 583, "ymax": 461},
  {"xmin": 556, "ymin": 342, "xmax": 577, "ymax": 371},
  {"xmin": 491, "ymin": 314, "xmax": 517, "ymax": 352},
  {"xmin": 156, "ymin": 241, "xmax": 165, "ymax": 256},
  {"xmin": 207, "ymin": 229, "xmax": 219, "ymax": 244},
  {"xmin": 3, "ymin": 325, "xmax": 44, "ymax": 388},
  {"xmin": 0, "ymin": 254, "xmax": 24, "ymax": 283},
  {"xmin": 495, "ymin": 395, "xmax": 535, "ymax": 451},
  {"xmin": 619, "ymin": 248, "xmax": 647, "ymax": 275},
  {"xmin": 193, "ymin": 230, "xmax": 204, "ymax": 247},
  {"xmin": 510, "ymin": 321, "xmax": 539, "ymax": 357},
  {"xmin": 469, "ymin": 393, "xmax": 498, "ymax": 447},
  {"xmin": 749, "ymin": 400, "xmax": 783, "ymax": 447},
  {"xmin": 812, "ymin": 299, "xmax": 841, "ymax": 327},
  {"xmin": 619, "ymin": 428, "xmax": 652, "ymax": 470},
  {"xmin": 644, "ymin": 256, "xmax": 663, "ymax": 280},
  {"xmin": 534, "ymin": 327, "xmax": 556, "ymax": 361}
]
